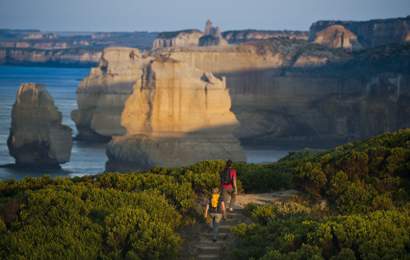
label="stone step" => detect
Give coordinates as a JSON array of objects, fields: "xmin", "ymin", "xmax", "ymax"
[
  {"xmin": 226, "ymin": 211, "xmax": 243, "ymax": 217},
  {"xmin": 218, "ymin": 226, "xmax": 232, "ymax": 232},
  {"xmin": 222, "ymin": 219, "xmax": 241, "ymax": 225},
  {"xmin": 197, "ymin": 254, "xmax": 219, "ymax": 259},
  {"xmin": 197, "ymin": 244, "xmax": 221, "ymax": 250},
  {"xmin": 218, "ymin": 224, "xmax": 233, "ymax": 228},
  {"xmin": 200, "ymin": 232, "xmax": 229, "ymax": 241},
  {"xmin": 198, "ymin": 239, "xmax": 225, "ymax": 245}
]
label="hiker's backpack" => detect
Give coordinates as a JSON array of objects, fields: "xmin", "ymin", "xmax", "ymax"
[
  {"xmin": 221, "ymin": 168, "xmax": 233, "ymax": 185},
  {"xmin": 209, "ymin": 194, "xmax": 220, "ymax": 213}
]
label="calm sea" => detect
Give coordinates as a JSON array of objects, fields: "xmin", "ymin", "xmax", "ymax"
[{"xmin": 0, "ymin": 65, "xmax": 289, "ymax": 180}]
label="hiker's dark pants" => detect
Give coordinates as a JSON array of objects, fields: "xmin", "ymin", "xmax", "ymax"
[
  {"xmin": 209, "ymin": 213, "xmax": 222, "ymax": 240},
  {"xmin": 222, "ymin": 189, "xmax": 236, "ymax": 209}
]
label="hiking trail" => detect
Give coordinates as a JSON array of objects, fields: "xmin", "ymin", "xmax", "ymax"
[{"xmin": 184, "ymin": 190, "xmax": 299, "ymax": 259}]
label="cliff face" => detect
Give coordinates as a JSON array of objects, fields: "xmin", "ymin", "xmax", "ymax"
[
  {"xmin": 7, "ymin": 83, "xmax": 72, "ymax": 167},
  {"xmin": 222, "ymin": 30, "xmax": 308, "ymax": 44},
  {"xmin": 106, "ymin": 58, "xmax": 245, "ymax": 170},
  {"xmin": 313, "ymin": 25, "xmax": 362, "ymax": 50},
  {"xmin": 0, "ymin": 48, "xmax": 101, "ymax": 66},
  {"xmin": 71, "ymin": 47, "xmax": 150, "ymax": 140},
  {"xmin": 155, "ymin": 43, "xmax": 410, "ymax": 147},
  {"xmin": 310, "ymin": 16, "xmax": 410, "ymax": 48},
  {"xmin": 156, "ymin": 39, "xmax": 350, "ymax": 72},
  {"xmin": 152, "ymin": 30, "xmax": 203, "ymax": 49},
  {"xmin": 74, "ymin": 40, "xmax": 410, "ymax": 148}
]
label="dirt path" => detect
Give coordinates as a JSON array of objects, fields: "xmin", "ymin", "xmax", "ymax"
[
  {"xmin": 188, "ymin": 190, "xmax": 299, "ymax": 259},
  {"xmin": 195, "ymin": 208, "xmax": 247, "ymax": 259}
]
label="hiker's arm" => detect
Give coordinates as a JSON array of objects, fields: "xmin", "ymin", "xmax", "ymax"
[
  {"xmin": 233, "ymin": 173, "xmax": 238, "ymax": 194},
  {"xmin": 221, "ymin": 202, "xmax": 226, "ymax": 218},
  {"xmin": 204, "ymin": 204, "xmax": 209, "ymax": 218}
]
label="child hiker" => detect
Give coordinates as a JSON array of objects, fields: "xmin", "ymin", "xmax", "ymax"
[{"xmin": 204, "ymin": 187, "xmax": 226, "ymax": 242}]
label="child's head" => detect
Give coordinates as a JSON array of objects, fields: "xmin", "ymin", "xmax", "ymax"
[{"xmin": 212, "ymin": 187, "xmax": 219, "ymax": 194}]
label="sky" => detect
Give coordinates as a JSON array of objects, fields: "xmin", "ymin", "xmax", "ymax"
[{"xmin": 0, "ymin": 0, "xmax": 409, "ymax": 32}]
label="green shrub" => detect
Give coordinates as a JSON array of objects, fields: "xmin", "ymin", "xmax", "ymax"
[
  {"xmin": 294, "ymin": 129, "xmax": 410, "ymax": 213},
  {"xmin": 232, "ymin": 203, "xmax": 410, "ymax": 260}
]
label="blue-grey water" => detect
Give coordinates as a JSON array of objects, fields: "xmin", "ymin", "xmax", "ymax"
[{"xmin": 0, "ymin": 65, "xmax": 289, "ymax": 180}]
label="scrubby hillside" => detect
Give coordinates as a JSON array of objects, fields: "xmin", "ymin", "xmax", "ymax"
[
  {"xmin": 232, "ymin": 128, "xmax": 410, "ymax": 259},
  {"xmin": 0, "ymin": 129, "xmax": 408, "ymax": 259}
]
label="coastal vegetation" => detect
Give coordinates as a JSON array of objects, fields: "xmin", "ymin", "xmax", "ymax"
[
  {"xmin": 232, "ymin": 128, "xmax": 410, "ymax": 259},
  {"xmin": 0, "ymin": 129, "xmax": 409, "ymax": 259}
]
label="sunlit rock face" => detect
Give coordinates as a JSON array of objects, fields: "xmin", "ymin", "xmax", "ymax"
[
  {"xmin": 152, "ymin": 30, "xmax": 204, "ymax": 49},
  {"xmin": 155, "ymin": 43, "xmax": 410, "ymax": 147},
  {"xmin": 313, "ymin": 25, "xmax": 362, "ymax": 50},
  {"xmin": 71, "ymin": 47, "xmax": 151, "ymax": 140},
  {"xmin": 74, "ymin": 39, "xmax": 410, "ymax": 149},
  {"xmin": 106, "ymin": 58, "xmax": 245, "ymax": 171},
  {"xmin": 7, "ymin": 83, "xmax": 72, "ymax": 167},
  {"xmin": 74, "ymin": 40, "xmax": 349, "ymax": 143},
  {"xmin": 309, "ymin": 16, "xmax": 410, "ymax": 48},
  {"xmin": 158, "ymin": 44, "xmax": 290, "ymax": 73}
]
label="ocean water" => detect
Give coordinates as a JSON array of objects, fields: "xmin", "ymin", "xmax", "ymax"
[{"xmin": 0, "ymin": 65, "xmax": 289, "ymax": 180}]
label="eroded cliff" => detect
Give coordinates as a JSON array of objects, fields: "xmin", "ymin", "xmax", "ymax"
[
  {"xmin": 152, "ymin": 30, "xmax": 203, "ymax": 49},
  {"xmin": 310, "ymin": 16, "xmax": 410, "ymax": 49},
  {"xmin": 73, "ymin": 38, "xmax": 410, "ymax": 148},
  {"xmin": 0, "ymin": 48, "xmax": 101, "ymax": 67},
  {"xmin": 71, "ymin": 47, "xmax": 151, "ymax": 140},
  {"xmin": 106, "ymin": 58, "xmax": 245, "ymax": 170},
  {"xmin": 155, "ymin": 43, "xmax": 410, "ymax": 147}
]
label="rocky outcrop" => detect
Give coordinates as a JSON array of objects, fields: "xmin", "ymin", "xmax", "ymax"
[
  {"xmin": 199, "ymin": 20, "xmax": 228, "ymax": 47},
  {"xmin": 74, "ymin": 39, "xmax": 410, "ymax": 149},
  {"xmin": 75, "ymin": 39, "xmax": 350, "ymax": 142},
  {"xmin": 71, "ymin": 47, "xmax": 151, "ymax": 140},
  {"xmin": 152, "ymin": 30, "xmax": 203, "ymax": 49},
  {"xmin": 156, "ymin": 39, "xmax": 350, "ymax": 73},
  {"xmin": 154, "ymin": 43, "xmax": 410, "ymax": 147},
  {"xmin": 309, "ymin": 16, "xmax": 410, "ymax": 48},
  {"xmin": 7, "ymin": 83, "xmax": 72, "ymax": 167},
  {"xmin": 313, "ymin": 25, "xmax": 362, "ymax": 50},
  {"xmin": 0, "ymin": 48, "xmax": 101, "ymax": 66},
  {"xmin": 222, "ymin": 30, "xmax": 308, "ymax": 44},
  {"xmin": 106, "ymin": 58, "xmax": 245, "ymax": 170}
]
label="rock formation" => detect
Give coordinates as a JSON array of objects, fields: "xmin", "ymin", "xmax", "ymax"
[
  {"xmin": 309, "ymin": 16, "xmax": 410, "ymax": 48},
  {"xmin": 155, "ymin": 39, "xmax": 349, "ymax": 73},
  {"xmin": 152, "ymin": 30, "xmax": 204, "ymax": 49},
  {"xmin": 199, "ymin": 20, "xmax": 228, "ymax": 47},
  {"xmin": 7, "ymin": 83, "xmax": 72, "ymax": 167},
  {"xmin": 74, "ymin": 39, "xmax": 329, "ymax": 140},
  {"xmin": 106, "ymin": 58, "xmax": 245, "ymax": 171},
  {"xmin": 74, "ymin": 33, "xmax": 410, "ymax": 149},
  {"xmin": 153, "ymin": 42, "xmax": 410, "ymax": 147},
  {"xmin": 71, "ymin": 47, "xmax": 151, "ymax": 140},
  {"xmin": 313, "ymin": 25, "xmax": 362, "ymax": 50}
]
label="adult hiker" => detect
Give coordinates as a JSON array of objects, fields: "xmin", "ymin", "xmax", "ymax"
[
  {"xmin": 220, "ymin": 159, "xmax": 237, "ymax": 212},
  {"xmin": 204, "ymin": 187, "xmax": 226, "ymax": 242}
]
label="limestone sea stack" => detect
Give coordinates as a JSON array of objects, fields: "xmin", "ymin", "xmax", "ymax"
[
  {"xmin": 71, "ymin": 47, "xmax": 149, "ymax": 140},
  {"xmin": 106, "ymin": 58, "xmax": 245, "ymax": 171},
  {"xmin": 7, "ymin": 83, "xmax": 72, "ymax": 168}
]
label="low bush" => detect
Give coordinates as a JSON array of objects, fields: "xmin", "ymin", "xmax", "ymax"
[{"xmin": 232, "ymin": 203, "xmax": 410, "ymax": 259}]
